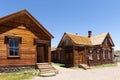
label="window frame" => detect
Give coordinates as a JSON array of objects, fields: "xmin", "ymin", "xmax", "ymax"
[
  {"xmin": 108, "ymin": 50, "xmax": 111, "ymax": 59},
  {"xmin": 8, "ymin": 39, "xmax": 19, "ymax": 57},
  {"xmin": 89, "ymin": 49, "xmax": 93, "ymax": 60},
  {"xmin": 97, "ymin": 49, "xmax": 101, "ymax": 60},
  {"xmin": 65, "ymin": 38, "xmax": 70, "ymax": 45},
  {"xmin": 103, "ymin": 50, "xmax": 106, "ymax": 60},
  {"xmin": 105, "ymin": 38, "xmax": 108, "ymax": 46},
  {"xmin": 5, "ymin": 36, "xmax": 21, "ymax": 59}
]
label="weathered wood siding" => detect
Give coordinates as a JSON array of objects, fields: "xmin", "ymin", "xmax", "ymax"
[
  {"xmin": 0, "ymin": 25, "xmax": 37, "ymax": 66},
  {"xmin": 88, "ymin": 46, "xmax": 113, "ymax": 66},
  {"xmin": 73, "ymin": 49, "xmax": 79, "ymax": 66}
]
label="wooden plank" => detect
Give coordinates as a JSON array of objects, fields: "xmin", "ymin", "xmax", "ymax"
[{"xmin": 0, "ymin": 18, "xmax": 52, "ymax": 66}]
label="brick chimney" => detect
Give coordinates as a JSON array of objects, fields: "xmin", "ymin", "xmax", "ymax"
[{"xmin": 88, "ymin": 31, "xmax": 92, "ymax": 38}]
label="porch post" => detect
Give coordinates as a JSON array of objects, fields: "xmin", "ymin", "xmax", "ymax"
[{"xmin": 48, "ymin": 44, "xmax": 51, "ymax": 64}]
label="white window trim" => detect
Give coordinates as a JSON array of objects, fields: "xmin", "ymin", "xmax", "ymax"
[
  {"xmin": 108, "ymin": 51, "xmax": 111, "ymax": 59},
  {"xmin": 97, "ymin": 49, "xmax": 100, "ymax": 60},
  {"xmin": 103, "ymin": 50, "xmax": 106, "ymax": 59},
  {"xmin": 105, "ymin": 39, "xmax": 108, "ymax": 46},
  {"xmin": 89, "ymin": 49, "xmax": 93, "ymax": 60}
]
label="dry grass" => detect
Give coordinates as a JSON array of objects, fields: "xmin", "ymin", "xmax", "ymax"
[
  {"xmin": 0, "ymin": 68, "xmax": 39, "ymax": 80},
  {"xmin": 90, "ymin": 63, "xmax": 117, "ymax": 69}
]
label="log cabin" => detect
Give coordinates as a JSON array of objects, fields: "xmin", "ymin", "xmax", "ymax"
[
  {"xmin": 52, "ymin": 31, "xmax": 115, "ymax": 67},
  {"xmin": 0, "ymin": 10, "xmax": 54, "ymax": 67}
]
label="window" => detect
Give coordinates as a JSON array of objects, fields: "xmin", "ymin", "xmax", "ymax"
[
  {"xmin": 89, "ymin": 49, "xmax": 93, "ymax": 60},
  {"xmin": 108, "ymin": 51, "xmax": 111, "ymax": 59},
  {"xmin": 97, "ymin": 49, "xmax": 100, "ymax": 60},
  {"xmin": 9, "ymin": 39, "xmax": 19, "ymax": 56},
  {"xmin": 65, "ymin": 38, "xmax": 71, "ymax": 45},
  {"xmin": 103, "ymin": 50, "xmax": 106, "ymax": 59},
  {"xmin": 105, "ymin": 39, "xmax": 108, "ymax": 46},
  {"xmin": 5, "ymin": 36, "xmax": 21, "ymax": 58}
]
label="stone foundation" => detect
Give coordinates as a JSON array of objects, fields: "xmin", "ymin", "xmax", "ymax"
[{"xmin": 0, "ymin": 66, "xmax": 35, "ymax": 73}]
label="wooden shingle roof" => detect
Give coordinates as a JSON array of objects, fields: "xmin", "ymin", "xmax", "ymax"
[
  {"xmin": 90, "ymin": 33, "xmax": 108, "ymax": 45},
  {"xmin": 65, "ymin": 32, "xmax": 113, "ymax": 46},
  {"xmin": 66, "ymin": 33, "xmax": 92, "ymax": 45}
]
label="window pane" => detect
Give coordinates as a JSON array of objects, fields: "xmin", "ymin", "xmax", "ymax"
[
  {"xmin": 97, "ymin": 49, "xmax": 100, "ymax": 60},
  {"xmin": 15, "ymin": 40, "xmax": 19, "ymax": 47},
  {"xmin": 108, "ymin": 51, "xmax": 111, "ymax": 59},
  {"xmin": 15, "ymin": 49, "xmax": 19, "ymax": 56},
  {"xmin": 9, "ymin": 39, "xmax": 19, "ymax": 56},
  {"xmin": 89, "ymin": 49, "xmax": 93, "ymax": 60},
  {"xmin": 9, "ymin": 39, "xmax": 14, "ymax": 47},
  {"xmin": 89, "ymin": 54, "xmax": 93, "ymax": 60},
  {"xmin": 103, "ymin": 50, "xmax": 106, "ymax": 59},
  {"xmin": 97, "ymin": 53, "xmax": 100, "ymax": 60},
  {"xmin": 105, "ymin": 39, "xmax": 108, "ymax": 45},
  {"xmin": 10, "ymin": 48, "xmax": 14, "ymax": 56}
]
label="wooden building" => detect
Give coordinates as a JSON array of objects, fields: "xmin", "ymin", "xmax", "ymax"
[
  {"xmin": 0, "ymin": 10, "xmax": 54, "ymax": 66},
  {"xmin": 52, "ymin": 31, "xmax": 115, "ymax": 67}
]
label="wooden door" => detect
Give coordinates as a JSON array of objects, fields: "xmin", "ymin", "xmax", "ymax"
[
  {"xmin": 78, "ymin": 52, "xmax": 83, "ymax": 64},
  {"xmin": 66, "ymin": 52, "xmax": 73, "ymax": 67},
  {"xmin": 37, "ymin": 44, "xmax": 46, "ymax": 63}
]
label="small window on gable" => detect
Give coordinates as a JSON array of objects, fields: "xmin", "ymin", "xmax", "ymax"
[
  {"xmin": 105, "ymin": 38, "xmax": 108, "ymax": 46},
  {"xmin": 65, "ymin": 38, "xmax": 71, "ymax": 45}
]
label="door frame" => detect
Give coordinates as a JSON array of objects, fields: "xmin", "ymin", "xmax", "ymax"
[
  {"xmin": 36, "ymin": 43, "xmax": 46, "ymax": 63},
  {"xmin": 34, "ymin": 39, "xmax": 50, "ymax": 63},
  {"xmin": 78, "ymin": 51, "xmax": 83, "ymax": 64}
]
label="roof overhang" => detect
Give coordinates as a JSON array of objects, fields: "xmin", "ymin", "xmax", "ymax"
[{"xmin": 0, "ymin": 9, "xmax": 54, "ymax": 39}]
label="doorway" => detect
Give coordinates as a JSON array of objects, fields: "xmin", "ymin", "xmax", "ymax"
[
  {"xmin": 78, "ymin": 51, "xmax": 83, "ymax": 64},
  {"xmin": 37, "ymin": 43, "xmax": 48, "ymax": 63}
]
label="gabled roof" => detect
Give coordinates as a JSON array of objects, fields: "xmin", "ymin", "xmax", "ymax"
[
  {"xmin": 58, "ymin": 32, "xmax": 114, "ymax": 47},
  {"xmin": 66, "ymin": 33, "xmax": 92, "ymax": 45},
  {"xmin": 90, "ymin": 33, "xmax": 108, "ymax": 45},
  {"xmin": 0, "ymin": 9, "xmax": 54, "ymax": 39}
]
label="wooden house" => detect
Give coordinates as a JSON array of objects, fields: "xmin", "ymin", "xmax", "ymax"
[
  {"xmin": 0, "ymin": 10, "xmax": 54, "ymax": 67},
  {"xmin": 53, "ymin": 31, "xmax": 114, "ymax": 67}
]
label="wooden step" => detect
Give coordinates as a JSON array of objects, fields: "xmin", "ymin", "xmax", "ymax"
[
  {"xmin": 78, "ymin": 64, "xmax": 90, "ymax": 70},
  {"xmin": 36, "ymin": 63, "xmax": 58, "ymax": 76}
]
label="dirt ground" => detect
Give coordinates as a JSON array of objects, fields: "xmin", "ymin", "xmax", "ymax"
[{"xmin": 31, "ymin": 63, "xmax": 120, "ymax": 80}]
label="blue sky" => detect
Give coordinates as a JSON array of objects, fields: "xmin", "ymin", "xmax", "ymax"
[{"xmin": 0, "ymin": 0, "xmax": 120, "ymax": 50}]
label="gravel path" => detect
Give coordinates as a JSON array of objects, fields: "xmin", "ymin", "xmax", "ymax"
[{"xmin": 30, "ymin": 63, "xmax": 120, "ymax": 80}]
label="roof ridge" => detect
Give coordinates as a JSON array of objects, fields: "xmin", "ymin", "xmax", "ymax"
[
  {"xmin": 65, "ymin": 32, "xmax": 92, "ymax": 45},
  {"xmin": 65, "ymin": 32, "xmax": 110, "ymax": 46},
  {"xmin": 0, "ymin": 9, "xmax": 27, "ymax": 19},
  {"xmin": 65, "ymin": 32, "xmax": 88, "ymax": 38},
  {"xmin": 0, "ymin": 9, "xmax": 54, "ymax": 38},
  {"xmin": 91, "ymin": 32, "xmax": 108, "ymax": 37}
]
